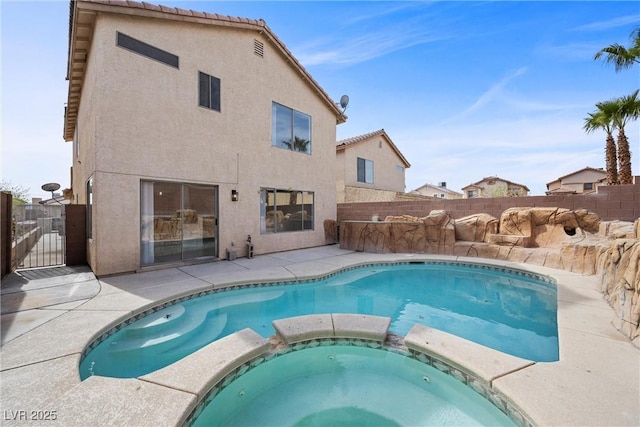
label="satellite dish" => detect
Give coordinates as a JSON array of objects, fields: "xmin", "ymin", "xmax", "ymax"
[
  {"xmin": 41, "ymin": 183, "xmax": 61, "ymax": 193},
  {"xmin": 339, "ymin": 95, "xmax": 349, "ymax": 111}
]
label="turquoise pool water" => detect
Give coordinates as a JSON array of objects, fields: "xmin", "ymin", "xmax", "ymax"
[
  {"xmin": 189, "ymin": 345, "xmax": 516, "ymax": 426},
  {"xmin": 80, "ymin": 262, "xmax": 558, "ymax": 379}
]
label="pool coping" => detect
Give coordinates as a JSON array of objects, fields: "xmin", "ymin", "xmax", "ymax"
[{"xmin": 1, "ymin": 247, "xmax": 639, "ymax": 426}]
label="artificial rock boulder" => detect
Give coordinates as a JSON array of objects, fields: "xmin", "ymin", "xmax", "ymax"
[
  {"xmin": 597, "ymin": 220, "xmax": 640, "ymax": 343},
  {"xmin": 599, "ymin": 220, "xmax": 637, "ymax": 239},
  {"xmin": 421, "ymin": 210, "xmax": 456, "ymax": 253},
  {"xmin": 454, "ymin": 213, "xmax": 498, "ymax": 243},
  {"xmin": 489, "ymin": 207, "xmax": 600, "ymax": 248},
  {"xmin": 324, "ymin": 219, "xmax": 338, "ymax": 244},
  {"xmin": 339, "ymin": 210, "xmax": 455, "ymax": 254}
]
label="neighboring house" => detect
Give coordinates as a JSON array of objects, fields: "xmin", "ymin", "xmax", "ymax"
[
  {"xmin": 411, "ymin": 182, "xmax": 463, "ymax": 200},
  {"xmin": 462, "ymin": 176, "xmax": 529, "ymax": 198},
  {"xmin": 545, "ymin": 167, "xmax": 607, "ymax": 195},
  {"xmin": 64, "ymin": 0, "xmax": 346, "ymax": 276},
  {"xmin": 335, "ymin": 129, "xmax": 411, "ymax": 203}
]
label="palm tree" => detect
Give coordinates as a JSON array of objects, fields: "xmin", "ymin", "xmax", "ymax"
[
  {"xmin": 594, "ymin": 27, "xmax": 640, "ymax": 72},
  {"xmin": 584, "ymin": 107, "xmax": 618, "ymax": 185},
  {"xmin": 282, "ymin": 136, "xmax": 310, "ymax": 153},
  {"xmin": 292, "ymin": 136, "xmax": 310, "ymax": 153},
  {"xmin": 612, "ymin": 90, "xmax": 640, "ymax": 185}
]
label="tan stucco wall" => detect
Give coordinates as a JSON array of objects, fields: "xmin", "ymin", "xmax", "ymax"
[
  {"xmin": 337, "ymin": 136, "xmax": 406, "ymax": 199},
  {"xmin": 546, "ymin": 180, "xmax": 561, "ymax": 191},
  {"xmin": 72, "ymin": 13, "xmax": 338, "ymax": 275},
  {"xmin": 344, "ymin": 187, "xmax": 399, "ymax": 203},
  {"xmin": 71, "ymin": 28, "xmax": 102, "ymax": 270},
  {"xmin": 336, "ymin": 150, "xmax": 347, "ymax": 203},
  {"xmin": 562, "ymin": 170, "xmax": 606, "ymax": 185},
  {"xmin": 561, "ymin": 170, "xmax": 607, "ymax": 193}
]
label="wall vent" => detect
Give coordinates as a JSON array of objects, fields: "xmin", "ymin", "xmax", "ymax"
[{"xmin": 254, "ymin": 39, "xmax": 264, "ymax": 58}]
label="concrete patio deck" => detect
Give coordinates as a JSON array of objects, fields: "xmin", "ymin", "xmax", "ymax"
[{"xmin": 1, "ymin": 245, "xmax": 638, "ymax": 426}]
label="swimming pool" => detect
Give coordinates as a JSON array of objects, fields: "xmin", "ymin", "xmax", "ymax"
[
  {"xmin": 187, "ymin": 344, "xmax": 517, "ymax": 426},
  {"xmin": 80, "ymin": 261, "xmax": 558, "ymax": 379}
]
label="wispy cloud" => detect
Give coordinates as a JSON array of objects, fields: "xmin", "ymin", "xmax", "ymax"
[
  {"xmin": 292, "ymin": 3, "xmax": 450, "ymax": 66},
  {"xmin": 295, "ymin": 28, "xmax": 446, "ymax": 66},
  {"xmin": 443, "ymin": 67, "xmax": 528, "ymax": 123},
  {"xmin": 504, "ymin": 97, "xmax": 588, "ymax": 113},
  {"xmin": 536, "ymin": 42, "xmax": 607, "ymax": 61},
  {"xmin": 340, "ymin": 3, "xmax": 429, "ymax": 26},
  {"xmin": 571, "ymin": 14, "xmax": 640, "ymax": 32}
]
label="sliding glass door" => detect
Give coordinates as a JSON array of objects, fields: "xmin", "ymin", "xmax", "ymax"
[
  {"xmin": 182, "ymin": 184, "xmax": 217, "ymax": 259},
  {"xmin": 141, "ymin": 181, "xmax": 218, "ymax": 266}
]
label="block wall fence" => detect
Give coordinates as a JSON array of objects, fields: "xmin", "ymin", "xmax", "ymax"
[{"xmin": 337, "ymin": 182, "xmax": 640, "ymax": 223}]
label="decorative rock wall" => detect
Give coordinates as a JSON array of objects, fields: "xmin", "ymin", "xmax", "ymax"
[
  {"xmin": 335, "ymin": 208, "xmax": 639, "ymax": 345},
  {"xmin": 597, "ymin": 219, "xmax": 640, "ymax": 344}
]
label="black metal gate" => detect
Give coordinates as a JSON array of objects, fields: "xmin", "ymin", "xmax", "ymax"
[{"xmin": 12, "ymin": 204, "xmax": 66, "ymax": 269}]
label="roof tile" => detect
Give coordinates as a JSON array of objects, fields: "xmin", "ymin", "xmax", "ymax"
[
  {"xmin": 174, "ymin": 7, "xmax": 192, "ymax": 16},
  {"xmin": 336, "ymin": 129, "xmax": 385, "ymax": 148},
  {"xmin": 141, "ymin": 2, "xmax": 161, "ymax": 11}
]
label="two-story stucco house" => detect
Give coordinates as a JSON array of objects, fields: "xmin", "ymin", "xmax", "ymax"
[
  {"xmin": 411, "ymin": 182, "xmax": 463, "ymax": 199},
  {"xmin": 64, "ymin": 0, "xmax": 346, "ymax": 276},
  {"xmin": 462, "ymin": 176, "xmax": 529, "ymax": 198},
  {"xmin": 545, "ymin": 167, "xmax": 607, "ymax": 195},
  {"xmin": 335, "ymin": 129, "xmax": 411, "ymax": 203}
]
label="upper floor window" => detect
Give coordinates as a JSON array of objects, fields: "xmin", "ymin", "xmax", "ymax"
[
  {"xmin": 396, "ymin": 165, "xmax": 404, "ymax": 172},
  {"xmin": 199, "ymin": 72, "xmax": 221, "ymax": 112},
  {"xmin": 357, "ymin": 158, "xmax": 374, "ymax": 183},
  {"xmin": 272, "ymin": 102, "xmax": 311, "ymax": 154},
  {"xmin": 467, "ymin": 190, "xmax": 477, "ymax": 198},
  {"xmin": 116, "ymin": 32, "xmax": 179, "ymax": 68}
]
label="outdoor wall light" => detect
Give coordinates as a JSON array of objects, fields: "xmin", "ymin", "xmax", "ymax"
[{"xmin": 231, "ymin": 189, "xmax": 239, "ymax": 202}]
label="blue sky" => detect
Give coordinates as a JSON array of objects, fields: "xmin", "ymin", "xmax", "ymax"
[{"xmin": 2, "ymin": 1, "xmax": 639, "ymax": 199}]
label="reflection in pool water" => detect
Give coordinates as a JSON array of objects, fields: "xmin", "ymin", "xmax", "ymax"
[
  {"xmin": 189, "ymin": 345, "xmax": 516, "ymax": 427},
  {"xmin": 80, "ymin": 262, "xmax": 558, "ymax": 379}
]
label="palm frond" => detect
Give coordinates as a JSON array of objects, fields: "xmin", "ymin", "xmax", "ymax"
[{"xmin": 594, "ymin": 27, "xmax": 640, "ymax": 73}]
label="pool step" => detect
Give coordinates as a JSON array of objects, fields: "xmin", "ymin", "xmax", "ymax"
[
  {"xmin": 324, "ymin": 269, "xmax": 381, "ymax": 287},
  {"xmin": 110, "ymin": 291, "xmax": 286, "ymax": 354},
  {"xmin": 109, "ymin": 310, "xmax": 226, "ymax": 354},
  {"xmin": 125, "ymin": 304, "xmax": 187, "ymax": 337}
]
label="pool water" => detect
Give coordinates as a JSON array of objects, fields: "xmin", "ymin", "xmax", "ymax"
[
  {"xmin": 80, "ymin": 263, "xmax": 558, "ymax": 379},
  {"xmin": 189, "ymin": 345, "xmax": 516, "ymax": 427}
]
